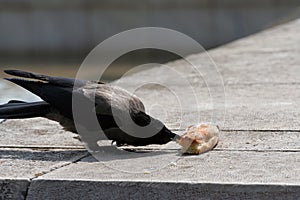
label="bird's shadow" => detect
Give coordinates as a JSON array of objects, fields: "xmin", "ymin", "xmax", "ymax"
[
  {"xmin": 87, "ymin": 145, "xmax": 180, "ymax": 162},
  {"xmin": 0, "ymin": 146, "xmax": 181, "ymax": 163}
]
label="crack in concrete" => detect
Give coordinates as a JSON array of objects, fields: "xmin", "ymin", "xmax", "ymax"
[
  {"xmin": 0, "ymin": 145, "xmax": 85, "ymax": 149},
  {"xmin": 213, "ymin": 148, "xmax": 300, "ymax": 153},
  {"xmin": 220, "ymin": 129, "xmax": 300, "ymax": 132},
  {"xmin": 23, "ymin": 152, "xmax": 90, "ymax": 200},
  {"xmin": 173, "ymin": 128, "xmax": 300, "ymax": 132},
  {"xmin": 223, "ymin": 81, "xmax": 300, "ymax": 87}
]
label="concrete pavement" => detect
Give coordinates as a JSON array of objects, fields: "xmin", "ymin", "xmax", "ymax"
[{"xmin": 1, "ymin": 19, "xmax": 300, "ymax": 199}]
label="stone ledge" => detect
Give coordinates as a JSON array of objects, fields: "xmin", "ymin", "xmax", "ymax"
[
  {"xmin": 1, "ymin": 18, "xmax": 300, "ymax": 200},
  {"xmin": 27, "ymin": 180, "xmax": 300, "ymax": 200},
  {"xmin": 0, "ymin": 179, "xmax": 29, "ymax": 200}
]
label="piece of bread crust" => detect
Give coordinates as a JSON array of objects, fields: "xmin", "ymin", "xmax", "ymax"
[{"xmin": 178, "ymin": 124, "xmax": 219, "ymax": 154}]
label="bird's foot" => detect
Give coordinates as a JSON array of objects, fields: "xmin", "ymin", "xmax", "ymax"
[
  {"xmin": 0, "ymin": 119, "xmax": 7, "ymax": 124},
  {"xmin": 73, "ymin": 135, "xmax": 82, "ymax": 141},
  {"xmin": 111, "ymin": 140, "xmax": 127, "ymax": 147}
]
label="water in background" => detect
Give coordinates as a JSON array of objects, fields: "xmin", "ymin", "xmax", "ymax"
[
  {"xmin": 0, "ymin": 49, "xmax": 181, "ymax": 103},
  {"xmin": 0, "ymin": 80, "xmax": 41, "ymax": 104},
  {"xmin": 1, "ymin": 1, "xmax": 300, "ymax": 102}
]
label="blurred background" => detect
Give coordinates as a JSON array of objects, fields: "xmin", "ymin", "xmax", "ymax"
[{"xmin": 0, "ymin": 0, "xmax": 300, "ymax": 81}]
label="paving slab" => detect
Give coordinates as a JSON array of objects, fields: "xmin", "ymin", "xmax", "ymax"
[
  {"xmin": 209, "ymin": 18, "xmax": 300, "ymax": 85},
  {"xmin": 215, "ymin": 131, "xmax": 300, "ymax": 151},
  {"xmin": 33, "ymin": 150, "xmax": 300, "ymax": 183},
  {"xmin": 113, "ymin": 19, "xmax": 300, "ymax": 86},
  {"xmin": 0, "ymin": 118, "xmax": 82, "ymax": 148},
  {"xmin": 0, "ymin": 148, "xmax": 88, "ymax": 179},
  {"xmin": 131, "ymin": 84, "xmax": 300, "ymax": 130},
  {"xmin": 0, "ymin": 148, "xmax": 88, "ymax": 199},
  {"xmin": 27, "ymin": 180, "xmax": 300, "ymax": 200},
  {"xmin": 26, "ymin": 130, "xmax": 300, "ymax": 199},
  {"xmin": 123, "ymin": 131, "xmax": 300, "ymax": 152},
  {"xmin": 27, "ymin": 150, "xmax": 300, "ymax": 199},
  {"xmin": 1, "ymin": 117, "xmax": 299, "ymax": 151}
]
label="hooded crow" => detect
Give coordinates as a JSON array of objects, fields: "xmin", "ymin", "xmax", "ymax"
[{"xmin": 0, "ymin": 70, "xmax": 180, "ymax": 147}]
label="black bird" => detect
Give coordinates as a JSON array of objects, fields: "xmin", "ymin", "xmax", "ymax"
[{"xmin": 0, "ymin": 70, "xmax": 180, "ymax": 147}]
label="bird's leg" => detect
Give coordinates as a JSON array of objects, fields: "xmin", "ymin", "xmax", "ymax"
[
  {"xmin": 111, "ymin": 140, "xmax": 127, "ymax": 147},
  {"xmin": 73, "ymin": 135, "xmax": 82, "ymax": 141},
  {"xmin": 111, "ymin": 141, "xmax": 138, "ymax": 152}
]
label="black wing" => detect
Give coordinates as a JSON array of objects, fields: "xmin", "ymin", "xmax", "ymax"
[
  {"xmin": 4, "ymin": 70, "xmax": 146, "ymax": 127},
  {"xmin": 4, "ymin": 70, "xmax": 83, "ymax": 119},
  {"xmin": 3, "ymin": 70, "xmax": 175, "ymax": 146}
]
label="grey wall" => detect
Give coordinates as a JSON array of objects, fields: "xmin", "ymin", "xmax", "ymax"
[{"xmin": 0, "ymin": 0, "xmax": 299, "ymax": 60}]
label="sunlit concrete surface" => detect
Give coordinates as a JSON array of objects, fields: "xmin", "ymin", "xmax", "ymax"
[{"xmin": 1, "ymin": 19, "xmax": 300, "ymax": 199}]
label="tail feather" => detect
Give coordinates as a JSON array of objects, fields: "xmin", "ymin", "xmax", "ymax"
[
  {"xmin": 4, "ymin": 78, "xmax": 74, "ymax": 119},
  {"xmin": 0, "ymin": 100, "xmax": 51, "ymax": 119},
  {"xmin": 4, "ymin": 69, "xmax": 88, "ymax": 87}
]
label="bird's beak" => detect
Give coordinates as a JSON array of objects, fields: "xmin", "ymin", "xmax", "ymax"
[{"xmin": 172, "ymin": 134, "xmax": 182, "ymax": 142}]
